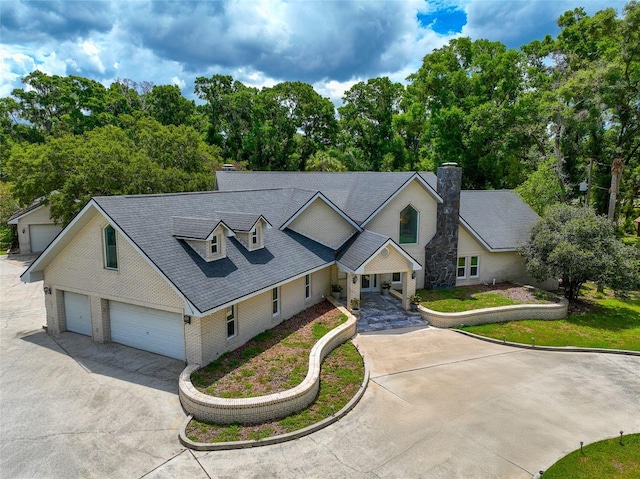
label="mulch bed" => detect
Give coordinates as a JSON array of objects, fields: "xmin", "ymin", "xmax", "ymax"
[{"xmin": 191, "ymin": 300, "xmax": 346, "ymax": 398}]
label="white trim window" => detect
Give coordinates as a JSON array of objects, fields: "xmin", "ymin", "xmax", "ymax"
[
  {"xmin": 226, "ymin": 305, "xmax": 236, "ymax": 339},
  {"xmin": 457, "ymin": 257, "xmax": 467, "ymax": 279},
  {"xmin": 469, "ymin": 256, "xmax": 480, "ymax": 278},
  {"xmin": 305, "ymin": 274, "xmax": 311, "ymax": 300},
  {"xmin": 392, "ymin": 272, "xmax": 402, "ymax": 283},
  {"xmin": 103, "ymin": 225, "xmax": 118, "ymax": 270},
  {"xmin": 399, "ymin": 205, "xmax": 419, "ymax": 244},
  {"xmin": 272, "ymin": 287, "xmax": 280, "ymax": 316},
  {"xmin": 211, "ymin": 235, "xmax": 219, "ymax": 255},
  {"xmin": 457, "ymin": 256, "xmax": 480, "ymax": 279},
  {"xmin": 251, "ymin": 229, "xmax": 258, "ymax": 246}
]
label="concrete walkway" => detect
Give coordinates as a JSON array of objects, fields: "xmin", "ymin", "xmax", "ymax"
[
  {"xmin": 357, "ymin": 292, "xmax": 426, "ymax": 332},
  {"xmin": 1, "ymin": 256, "xmax": 639, "ymax": 478}
]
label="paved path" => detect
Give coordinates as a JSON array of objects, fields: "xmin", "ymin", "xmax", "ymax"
[
  {"xmin": 1, "ymin": 256, "xmax": 639, "ymax": 478},
  {"xmin": 357, "ymin": 292, "xmax": 426, "ymax": 332}
]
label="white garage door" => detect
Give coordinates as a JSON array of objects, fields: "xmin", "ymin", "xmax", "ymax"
[
  {"xmin": 30, "ymin": 224, "xmax": 63, "ymax": 253},
  {"xmin": 109, "ymin": 301, "xmax": 185, "ymax": 360},
  {"xmin": 64, "ymin": 292, "xmax": 92, "ymax": 336}
]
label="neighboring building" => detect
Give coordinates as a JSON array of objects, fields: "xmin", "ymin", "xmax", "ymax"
[
  {"xmin": 8, "ymin": 200, "xmax": 62, "ymax": 254},
  {"xmin": 22, "ymin": 165, "xmax": 552, "ymax": 364}
]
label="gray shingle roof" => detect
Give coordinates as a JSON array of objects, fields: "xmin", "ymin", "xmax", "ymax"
[
  {"xmin": 337, "ymin": 230, "xmax": 390, "ymax": 271},
  {"xmin": 172, "ymin": 216, "xmax": 222, "ymax": 240},
  {"xmin": 216, "ymin": 171, "xmax": 439, "ymax": 225},
  {"xmin": 217, "ymin": 212, "xmax": 271, "ymax": 232},
  {"xmin": 94, "ymin": 189, "xmax": 333, "ymax": 314},
  {"xmin": 459, "ymin": 190, "xmax": 539, "ymax": 250}
]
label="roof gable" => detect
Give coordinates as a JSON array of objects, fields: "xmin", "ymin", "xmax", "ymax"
[{"xmin": 337, "ymin": 230, "xmax": 421, "ymax": 273}]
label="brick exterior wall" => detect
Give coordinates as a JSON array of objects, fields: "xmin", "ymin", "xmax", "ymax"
[
  {"xmin": 179, "ymin": 302, "xmax": 357, "ymax": 424},
  {"xmin": 288, "ymin": 198, "xmax": 357, "ymax": 249}
]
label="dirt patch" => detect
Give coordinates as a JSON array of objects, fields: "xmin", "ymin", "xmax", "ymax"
[{"xmin": 191, "ymin": 300, "xmax": 346, "ymax": 398}]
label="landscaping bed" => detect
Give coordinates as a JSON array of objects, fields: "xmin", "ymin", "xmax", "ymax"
[
  {"xmin": 186, "ymin": 341, "xmax": 364, "ymax": 443},
  {"xmin": 461, "ymin": 284, "xmax": 640, "ymax": 351},
  {"xmin": 191, "ymin": 300, "xmax": 347, "ymax": 398},
  {"xmin": 417, "ymin": 282, "xmax": 557, "ymax": 313}
]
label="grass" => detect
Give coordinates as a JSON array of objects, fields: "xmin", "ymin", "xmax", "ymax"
[
  {"xmin": 543, "ymin": 434, "xmax": 640, "ymax": 479},
  {"xmin": 416, "ymin": 283, "xmax": 554, "ymax": 313},
  {"xmin": 191, "ymin": 301, "xmax": 347, "ymax": 398},
  {"xmin": 185, "ymin": 341, "xmax": 365, "ymax": 443},
  {"xmin": 462, "ymin": 284, "xmax": 640, "ymax": 351}
]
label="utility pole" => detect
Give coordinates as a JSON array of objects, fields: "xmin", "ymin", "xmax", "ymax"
[{"xmin": 608, "ymin": 158, "xmax": 623, "ymax": 222}]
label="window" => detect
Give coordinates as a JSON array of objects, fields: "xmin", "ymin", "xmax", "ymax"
[
  {"xmin": 226, "ymin": 305, "xmax": 236, "ymax": 339},
  {"xmin": 470, "ymin": 256, "xmax": 479, "ymax": 277},
  {"xmin": 252, "ymin": 229, "xmax": 258, "ymax": 245},
  {"xmin": 104, "ymin": 225, "xmax": 118, "ymax": 269},
  {"xmin": 272, "ymin": 288, "xmax": 280, "ymax": 316},
  {"xmin": 457, "ymin": 257, "xmax": 467, "ymax": 279},
  {"xmin": 399, "ymin": 205, "xmax": 418, "ymax": 244},
  {"xmin": 305, "ymin": 274, "xmax": 311, "ymax": 299},
  {"xmin": 392, "ymin": 272, "xmax": 401, "ymax": 283},
  {"xmin": 211, "ymin": 235, "xmax": 218, "ymax": 254}
]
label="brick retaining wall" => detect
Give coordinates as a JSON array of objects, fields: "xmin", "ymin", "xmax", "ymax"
[
  {"xmin": 179, "ymin": 300, "xmax": 357, "ymax": 425},
  {"xmin": 420, "ymin": 299, "xmax": 568, "ymax": 328}
]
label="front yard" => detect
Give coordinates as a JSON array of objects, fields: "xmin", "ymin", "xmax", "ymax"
[{"xmin": 461, "ymin": 284, "xmax": 640, "ymax": 351}]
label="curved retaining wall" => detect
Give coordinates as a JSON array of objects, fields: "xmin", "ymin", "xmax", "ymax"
[
  {"xmin": 420, "ymin": 299, "xmax": 568, "ymax": 328},
  {"xmin": 179, "ymin": 305, "xmax": 357, "ymax": 425}
]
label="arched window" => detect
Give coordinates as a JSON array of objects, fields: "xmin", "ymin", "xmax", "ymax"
[
  {"xmin": 103, "ymin": 225, "xmax": 118, "ymax": 269},
  {"xmin": 399, "ymin": 205, "xmax": 418, "ymax": 244}
]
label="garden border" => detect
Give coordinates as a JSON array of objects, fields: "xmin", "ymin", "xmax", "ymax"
[
  {"xmin": 179, "ymin": 345, "xmax": 369, "ymax": 450},
  {"xmin": 178, "ymin": 297, "xmax": 358, "ymax": 425},
  {"xmin": 454, "ymin": 329, "xmax": 640, "ymax": 356},
  {"xmin": 418, "ymin": 296, "xmax": 568, "ymax": 328}
]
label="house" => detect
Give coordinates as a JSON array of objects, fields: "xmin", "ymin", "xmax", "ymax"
[
  {"xmin": 21, "ymin": 164, "xmax": 552, "ymax": 364},
  {"xmin": 8, "ymin": 199, "xmax": 62, "ymax": 254}
]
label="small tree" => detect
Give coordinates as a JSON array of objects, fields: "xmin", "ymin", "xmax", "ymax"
[{"xmin": 519, "ymin": 204, "xmax": 640, "ymax": 300}]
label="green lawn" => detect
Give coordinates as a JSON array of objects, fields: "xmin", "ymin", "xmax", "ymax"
[
  {"xmin": 543, "ymin": 434, "xmax": 640, "ymax": 479},
  {"xmin": 462, "ymin": 286, "xmax": 640, "ymax": 351},
  {"xmin": 416, "ymin": 284, "xmax": 552, "ymax": 313}
]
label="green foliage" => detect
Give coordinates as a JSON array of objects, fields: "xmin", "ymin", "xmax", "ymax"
[
  {"xmin": 515, "ymin": 158, "xmax": 565, "ymax": 215},
  {"xmin": 520, "ymin": 204, "xmax": 640, "ymax": 299},
  {"xmin": 543, "ymin": 434, "xmax": 640, "ymax": 479}
]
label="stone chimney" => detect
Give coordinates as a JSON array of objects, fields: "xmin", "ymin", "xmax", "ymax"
[{"xmin": 424, "ymin": 163, "xmax": 462, "ymax": 289}]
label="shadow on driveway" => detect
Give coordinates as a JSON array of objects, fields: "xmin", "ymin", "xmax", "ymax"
[{"xmin": 20, "ymin": 329, "xmax": 185, "ymax": 394}]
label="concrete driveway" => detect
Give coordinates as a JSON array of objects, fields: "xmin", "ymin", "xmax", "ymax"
[{"xmin": 1, "ymin": 255, "xmax": 639, "ymax": 478}]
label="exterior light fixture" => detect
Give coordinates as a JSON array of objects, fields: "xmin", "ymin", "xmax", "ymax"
[
  {"xmin": 352, "ymin": 275, "xmax": 358, "ymax": 284},
  {"xmin": 183, "ymin": 315, "xmax": 191, "ymax": 324},
  {"xmin": 411, "ymin": 271, "xmax": 416, "ymax": 279},
  {"xmin": 43, "ymin": 286, "xmax": 51, "ymax": 295}
]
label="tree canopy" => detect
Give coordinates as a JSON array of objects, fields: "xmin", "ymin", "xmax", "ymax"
[
  {"xmin": 1, "ymin": 2, "xmax": 638, "ymax": 232},
  {"xmin": 519, "ymin": 204, "xmax": 640, "ymax": 300}
]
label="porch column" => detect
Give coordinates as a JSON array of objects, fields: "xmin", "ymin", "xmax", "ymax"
[
  {"xmin": 401, "ymin": 271, "xmax": 417, "ymax": 310},
  {"xmin": 347, "ymin": 273, "xmax": 360, "ymax": 310}
]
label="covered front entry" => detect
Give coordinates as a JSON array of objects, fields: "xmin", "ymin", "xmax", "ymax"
[{"xmin": 335, "ymin": 231, "xmax": 422, "ymax": 312}]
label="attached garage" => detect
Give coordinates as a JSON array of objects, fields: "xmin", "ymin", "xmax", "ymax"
[
  {"xmin": 109, "ymin": 301, "xmax": 185, "ymax": 360},
  {"xmin": 64, "ymin": 291, "xmax": 92, "ymax": 336},
  {"xmin": 30, "ymin": 224, "xmax": 63, "ymax": 253}
]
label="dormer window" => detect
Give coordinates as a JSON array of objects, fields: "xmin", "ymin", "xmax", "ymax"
[
  {"xmin": 251, "ymin": 229, "xmax": 258, "ymax": 246},
  {"xmin": 211, "ymin": 235, "xmax": 219, "ymax": 254}
]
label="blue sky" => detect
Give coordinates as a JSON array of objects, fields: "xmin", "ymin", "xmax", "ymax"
[{"xmin": 0, "ymin": 0, "xmax": 625, "ymax": 104}]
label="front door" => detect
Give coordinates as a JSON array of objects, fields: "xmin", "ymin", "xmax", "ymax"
[{"xmin": 361, "ymin": 274, "xmax": 378, "ymax": 292}]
